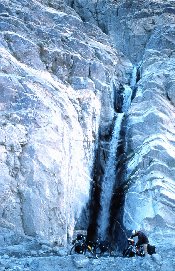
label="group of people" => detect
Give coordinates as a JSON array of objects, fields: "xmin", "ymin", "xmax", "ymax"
[{"xmin": 130, "ymin": 230, "xmax": 149, "ymax": 255}]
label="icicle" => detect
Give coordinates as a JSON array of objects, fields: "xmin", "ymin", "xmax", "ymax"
[
  {"xmin": 122, "ymin": 85, "xmax": 132, "ymax": 112},
  {"xmin": 122, "ymin": 65, "xmax": 139, "ymax": 112},
  {"xmin": 98, "ymin": 113, "xmax": 124, "ymax": 240},
  {"xmin": 130, "ymin": 65, "xmax": 137, "ymax": 89}
]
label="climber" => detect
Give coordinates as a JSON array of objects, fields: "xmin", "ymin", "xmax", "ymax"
[{"xmin": 130, "ymin": 230, "xmax": 149, "ymax": 256}]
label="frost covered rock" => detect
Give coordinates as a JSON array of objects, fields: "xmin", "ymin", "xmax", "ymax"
[{"xmin": 72, "ymin": 255, "xmax": 90, "ymax": 268}]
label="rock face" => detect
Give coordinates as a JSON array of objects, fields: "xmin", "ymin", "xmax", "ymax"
[
  {"xmin": 0, "ymin": 0, "xmax": 131, "ymax": 246},
  {"xmin": 124, "ymin": 47, "xmax": 175, "ymax": 242},
  {"xmin": 0, "ymin": 0, "xmax": 175, "ymax": 263}
]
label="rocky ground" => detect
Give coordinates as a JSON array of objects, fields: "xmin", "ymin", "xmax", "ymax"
[{"xmin": 0, "ymin": 238, "xmax": 173, "ymax": 271}]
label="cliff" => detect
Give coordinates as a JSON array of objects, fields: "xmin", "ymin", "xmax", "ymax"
[
  {"xmin": 0, "ymin": 1, "xmax": 174, "ymax": 269},
  {"xmin": 0, "ymin": 0, "xmax": 131, "ymax": 245}
]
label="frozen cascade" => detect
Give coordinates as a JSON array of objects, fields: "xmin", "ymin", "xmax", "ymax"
[
  {"xmin": 122, "ymin": 85, "xmax": 133, "ymax": 112},
  {"xmin": 130, "ymin": 65, "xmax": 137, "ymax": 89},
  {"xmin": 122, "ymin": 65, "xmax": 137, "ymax": 112},
  {"xmin": 98, "ymin": 113, "xmax": 124, "ymax": 239}
]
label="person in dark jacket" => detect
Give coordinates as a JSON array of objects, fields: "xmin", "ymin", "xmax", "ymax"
[{"xmin": 131, "ymin": 230, "xmax": 149, "ymax": 255}]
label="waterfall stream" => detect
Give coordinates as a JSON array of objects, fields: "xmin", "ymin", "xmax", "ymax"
[
  {"xmin": 130, "ymin": 65, "xmax": 137, "ymax": 89},
  {"xmin": 122, "ymin": 85, "xmax": 132, "ymax": 112},
  {"xmin": 98, "ymin": 113, "xmax": 124, "ymax": 239},
  {"xmin": 88, "ymin": 65, "xmax": 137, "ymax": 243}
]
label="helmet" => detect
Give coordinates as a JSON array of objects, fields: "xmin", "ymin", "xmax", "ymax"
[
  {"xmin": 132, "ymin": 230, "xmax": 137, "ymax": 235},
  {"xmin": 128, "ymin": 238, "xmax": 135, "ymax": 245}
]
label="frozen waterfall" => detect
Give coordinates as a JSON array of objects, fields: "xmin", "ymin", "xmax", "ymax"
[
  {"xmin": 122, "ymin": 85, "xmax": 132, "ymax": 112},
  {"xmin": 122, "ymin": 65, "xmax": 137, "ymax": 112},
  {"xmin": 98, "ymin": 113, "xmax": 124, "ymax": 239},
  {"xmin": 130, "ymin": 65, "xmax": 137, "ymax": 89}
]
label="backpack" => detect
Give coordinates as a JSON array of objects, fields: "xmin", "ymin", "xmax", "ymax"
[{"xmin": 147, "ymin": 244, "xmax": 156, "ymax": 255}]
